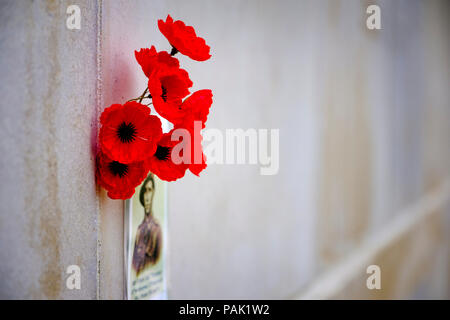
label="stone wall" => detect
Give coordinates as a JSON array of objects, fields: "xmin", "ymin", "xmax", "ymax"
[{"xmin": 0, "ymin": 0, "xmax": 449, "ymax": 299}]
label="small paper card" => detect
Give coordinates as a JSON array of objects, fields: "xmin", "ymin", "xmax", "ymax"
[{"xmin": 124, "ymin": 173, "xmax": 168, "ymax": 300}]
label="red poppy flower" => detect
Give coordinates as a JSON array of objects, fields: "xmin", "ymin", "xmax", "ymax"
[
  {"xmin": 172, "ymin": 89, "xmax": 212, "ymax": 128},
  {"xmin": 135, "ymin": 45, "xmax": 179, "ymax": 78},
  {"xmin": 174, "ymin": 120, "xmax": 207, "ymax": 176},
  {"xmin": 148, "ymin": 67, "xmax": 193, "ymax": 123},
  {"xmin": 100, "ymin": 101, "xmax": 163, "ymax": 164},
  {"xmin": 96, "ymin": 151, "xmax": 147, "ymax": 199},
  {"xmin": 145, "ymin": 130, "xmax": 189, "ymax": 181},
  {"xmin": 158, "ymin": 15, "xmax": 211, "ymax": 61}
]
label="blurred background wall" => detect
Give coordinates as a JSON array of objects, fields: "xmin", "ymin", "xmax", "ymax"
[{"xmin": 0, "ymin": 0, "xmax": 449, "ymax": 299}]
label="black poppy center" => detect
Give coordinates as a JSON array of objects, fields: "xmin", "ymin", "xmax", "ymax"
[
  {"xmin": 154, "ymin": 145, "xmax": 171, "ymax": 161},
  {"xmin": 108, "ymin": 161, "xmax": 129, "ymax": 178},
  {"xmin": 170, "ymin": 46, "xmax": 179, "ymax": 56},
  {"xmin": 117, "ymin": 121, "xmax": 136, "ymax": 143},
  {"xmin": 161, "ymin": 86, "xmax": 168, "ymax": 102}
]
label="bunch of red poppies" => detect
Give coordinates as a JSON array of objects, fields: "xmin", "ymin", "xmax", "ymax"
[{"xmin": 96, "ymin": 15, "xmax": 213, "ymax": 199}]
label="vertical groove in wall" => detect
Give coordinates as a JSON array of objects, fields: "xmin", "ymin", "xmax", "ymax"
[{"xmin": 95, "ymin": 0, "xmax": 103, "ymax": 301}]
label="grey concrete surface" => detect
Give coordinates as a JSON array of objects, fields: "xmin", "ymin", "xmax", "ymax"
[
  {"xmin": 0, "ymin": 0, "xmax": 99, "ymax": 299},
  {"xmin": 0, "ymin": 0, "xmax": 449, "ymax": 299}
]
